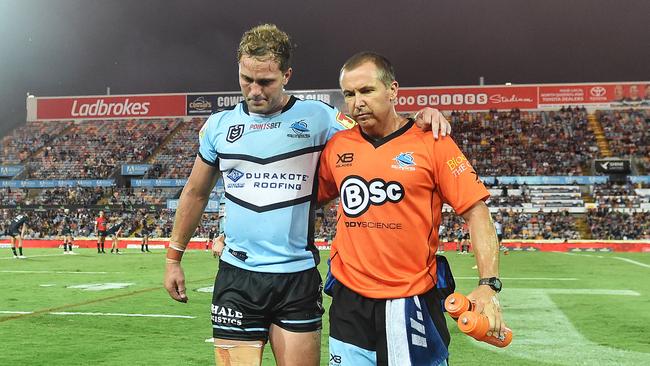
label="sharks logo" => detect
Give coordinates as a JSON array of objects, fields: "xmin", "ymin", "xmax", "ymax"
[
  {"xmin": 392, "ymin": 152, "xmax": 416, "ymax": 171},
  {"xmin": 288, "ymin": 120, "xmax": 310, "ymax": 138}
]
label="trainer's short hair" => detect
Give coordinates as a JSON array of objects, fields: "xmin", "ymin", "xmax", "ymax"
[
  {"xmin": 238, "ymin": 24, "xmax": 293, "ymax": 72},
  {"xmin": 340, "ymin": 51, "xmax": 396, "ymax": 87}
]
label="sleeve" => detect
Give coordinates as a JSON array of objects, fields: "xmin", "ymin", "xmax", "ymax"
[
  {"xmin": 317, "ymin": 142, "xmax": 339, "ymax": 204},
  {"xmin": 326, "ymin": 107, "xmax": 357, "ymax": 140},
  {"xmin": 198, "ymin": 114, "xmax": 219, "ymax": 166},
  {"xmin": 433, "ymin": 137, "xmax": 490, "ymax": 215}
]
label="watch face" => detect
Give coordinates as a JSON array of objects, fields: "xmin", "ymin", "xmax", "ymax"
[{"xmin": 493, "ymin": 278, "xmax": 502, "ymax": 291}]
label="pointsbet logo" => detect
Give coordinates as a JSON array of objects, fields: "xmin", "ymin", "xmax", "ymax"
[{"xmin": 71, "ymin": 98, "xmax": 151, "ymax": 117}]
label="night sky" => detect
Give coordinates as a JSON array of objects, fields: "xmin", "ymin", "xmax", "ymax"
[{"xmin": 1, "ymin": 0, "xmax": 648, "ymax": 134}]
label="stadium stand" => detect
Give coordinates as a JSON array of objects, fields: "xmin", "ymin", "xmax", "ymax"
[
  {"xmin": 1, "ymin": 107, "xmax": 649, "ymax": 241},
  {"xmin": 24, "ymin": 118, "xmax": 182, "ymax": 179}
]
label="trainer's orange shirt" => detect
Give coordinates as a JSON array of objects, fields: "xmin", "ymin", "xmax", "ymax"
[{"xmin": 318, "ymin": 120, "xmax": 489, "ymax": 299}]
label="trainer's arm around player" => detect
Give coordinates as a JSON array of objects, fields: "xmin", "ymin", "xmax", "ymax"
[
  {"xmin": 461, "ymin": 201, "xmax": 507, "ymax": 339},
  {"xmin": 164, "ymin": 156, "xmax": 221, "ymax": 303}
]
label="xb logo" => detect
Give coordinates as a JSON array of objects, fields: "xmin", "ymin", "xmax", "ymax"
[
  {"xmin": 226, "ymin": 124, "xmax": 245, "ymax": 143},
  {"xmin": 329, "ymin": 354, "xmax": 342, "ymax": 365},
  {"xmin": 340, "ymin": 175, "xmax": 404, "ymax": 218},
  {"xmin": 336, "ymin": 153, "xmax": 354, "ymax": 164}
]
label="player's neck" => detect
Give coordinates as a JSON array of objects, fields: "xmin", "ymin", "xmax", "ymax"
[{"xmin": 361, "ymin": 113, "xmax": 408, "ymax": 139}]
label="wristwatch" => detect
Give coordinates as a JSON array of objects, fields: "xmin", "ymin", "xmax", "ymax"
[{"xmin": 478, "ymin": 277, "xmax": 502, "ymax": 293}]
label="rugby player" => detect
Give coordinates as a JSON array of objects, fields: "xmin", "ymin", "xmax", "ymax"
[{"xmin": 6, "ymin": 213, "xmax": 28, "ymax": 258}]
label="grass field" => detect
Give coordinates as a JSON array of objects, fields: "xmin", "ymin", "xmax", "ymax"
[{"xmin": 1, "ymin": 248, "xmax": 649, "ymax": 365}]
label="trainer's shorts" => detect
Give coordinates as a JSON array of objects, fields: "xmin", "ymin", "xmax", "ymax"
[
  {"xmin": 329, "ymin": 281, "xmax": 449, "ymax": 366},
  {"xmin": 211, "ymin": 260, "xmax": 324, "ymax": 341}
]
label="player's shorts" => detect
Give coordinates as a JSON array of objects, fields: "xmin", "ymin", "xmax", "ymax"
[
  {"xmin": 140, "ymin": 230, "xmax": 149, "ymax": 237},
  {"xmin": 497, "ymin": 233, "xmax": 503, "ymax": 242},
  {"xmin": 211, "ymin": 260, "xmax": 324, "ymax": 341},
  {"xmin": 61, "ymin": 227, "xmax": 71, "ymax": 236},
  {"xmin": 328, "ymin": 281, "xmax": 450, "ymax": 366},
  {"xmin": 98, "ymin": 230, "xmax": 107, "ymax": 238},
  {"xmin": 6, "ymin": 230, "xmax": 19, "ymax": 238}
]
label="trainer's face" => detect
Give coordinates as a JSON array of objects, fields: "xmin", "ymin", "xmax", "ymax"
[
  {"xmin": 239, "ymin": 55, "xmax": 291, "ymax": 115},
  {"xmin": 340, "ymin": 61, "xmax": 398, "ymax": 135}
]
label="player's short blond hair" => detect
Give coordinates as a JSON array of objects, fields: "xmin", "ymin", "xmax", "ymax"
[{"xmin": 238, "ymin": 24, "xmax": 293, "ymax": 72}]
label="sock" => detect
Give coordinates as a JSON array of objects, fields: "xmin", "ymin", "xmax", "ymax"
[
  {"xmin": 145, "ymin": 244, "xmax": 149, "ymax": 251},
  {"xmin": 69, "ymin": 243, "xmax": 73, "ymax": 251},
  {"xmin": 101, "ymin": 243, "xmax": 105, "ymax": 252},
  {"xmin": 12, "ymin": 247, "xmax": 17, "ymax": 256},
  {"xmin": 97, "ymin": 243, "xmax": 101, "ymax": 252},
  {"xmin": 19, "ymin": 247, "xmax": 23, "ymax": 256},
  {"xmin": 64, "ymin": 243, "xmax": 67, "ymax": 252},
  {"xmin": 141, "ymin": 244, "xmax": 145, "ymax": 252}
]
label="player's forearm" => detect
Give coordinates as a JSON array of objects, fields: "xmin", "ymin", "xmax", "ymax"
[
  {"xmin": 170, "ymin": 185, "xmax": 211, "ymax": 249},
  {"xmin": 463, "ymin": 201, "xmax": 499, "ymax": 278}
]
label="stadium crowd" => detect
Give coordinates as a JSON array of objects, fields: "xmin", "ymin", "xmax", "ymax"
[{"xmin": 2, "ymin": 107, "xmax": 650, "ymax": 241}]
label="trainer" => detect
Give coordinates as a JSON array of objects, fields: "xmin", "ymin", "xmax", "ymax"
[{"xmin": 318, "ymin": 52, "xmax": 506, "ymax": 365}]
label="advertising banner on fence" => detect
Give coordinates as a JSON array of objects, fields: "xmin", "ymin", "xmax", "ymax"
[
  {"xmin": 186, "ymin": 90, "xmax": 344, "ymax": 116},
  {"xmin": 30, "ymin": 82, "xmax": 649, "ymax": 120},
  {"xmin": 0, "ymin": 165, "xmax": 24, "ymax": 177},
  {"xmin": 121, "ymin": 164, "xmax": 152, "ymax": 176},
  {"xmin": 0, "ymin": 179, "xmax": 115, "ymax": 188},
  {"xmin": 538, "ymin": 83, "xmax": 650, "ymax": 108},
  {"xmin": 35, "ymin": 94, "xmax": 187, "ymax": 120},
  {"xmin": 395, "ymin": 85, "xmax": 539, "ymax": 112}
]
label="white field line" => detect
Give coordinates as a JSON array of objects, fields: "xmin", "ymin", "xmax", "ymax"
[
  {"xmin": 553, "ymin": 252, "xmax": 650, "ymax": 269},
  {"xmin": 455, "ymin": 277, "xmax": 578, "ymax": 281},
  {"xmin": 0, "ymin": 270, "xmax": 118, "ymax": 274},
  {"xmin": 613, "ymin": 257, "xmax": 650, "ymax": 269},
  {"xmin": 0, "ymin": 310, "xmax": 195, "ymax": 319},
  {"xmin": 474, "ymin": 288, "xmax": 650, "ymax": 365},
  {"xmin": 0, "ymin": 253, "xmax": 68, "ymax": 260}
]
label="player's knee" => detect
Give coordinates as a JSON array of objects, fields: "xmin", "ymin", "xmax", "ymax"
[{"xmin": 214, "ymin": 340, "xmax": 264, "ymax": 366}]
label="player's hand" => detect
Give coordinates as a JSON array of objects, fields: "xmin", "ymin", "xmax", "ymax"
[
  {"xmin": 413, "ymin": 107, "xmax": 451, "ymax": 139},
  {"xmin": 212, "ymin": 234, "xmax": 225, "ymax": 258},
  {"xmin": 467, "ymin": 285, "xmax": 506, "ymax": 339},
  {"xmin": 164, "ymin": 263, "xmax": 188, "ymax": 303}
]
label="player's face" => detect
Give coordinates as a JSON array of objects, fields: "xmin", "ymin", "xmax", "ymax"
[
  {"xmin": 239, "ymin": 55, "xmax": 292, "ymax": 115},
  {"xmin": 340, "ymin": 61, "xmax": 398, "ymax": 135},
  {"xmin": 614, "ymin": 85, "xmax": 624, "ymax": 100}
]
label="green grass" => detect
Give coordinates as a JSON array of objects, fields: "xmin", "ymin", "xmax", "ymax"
[{"xmin": 1, "ymin": 249, "xmax": 649, "ymax": 365}]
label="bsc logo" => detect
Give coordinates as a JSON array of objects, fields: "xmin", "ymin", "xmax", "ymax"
[{"xmin": 340, "ymin": 175, "xmax": 404, "ymax": 217}]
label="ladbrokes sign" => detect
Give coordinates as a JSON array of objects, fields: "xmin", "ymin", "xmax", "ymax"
[{"xmin": 36, "ymin": 95, "xmax": 186, "ymax": 119}]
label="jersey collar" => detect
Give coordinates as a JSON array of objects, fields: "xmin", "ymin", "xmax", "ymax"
[
  {"xmin": 241, "ymin": 95, "xmax": 298, "ymax": 116},
  {"xmin": 359, "ymin": 118, "xmax": 414, "ymax": 149}
]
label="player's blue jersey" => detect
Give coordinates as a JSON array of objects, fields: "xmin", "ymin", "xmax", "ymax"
[{"xmin": 198, "ymin": 96, "xmax": 354, "ymax": 273}]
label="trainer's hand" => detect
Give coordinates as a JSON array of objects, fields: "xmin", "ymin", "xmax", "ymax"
[
  {"xmin": 212, "ymin": 234, "xmax": 225, "ymax": 258},
  {"xmin": 467, "ymin": 285, "xmax": 506, "ymax": 339},
  {"xmin": 413, "ymin": 107, "xmax": 451, "ymax": 139},
  {"xmin": 164, "ymin": 263, "xmax": 188, "ymax": 303}
]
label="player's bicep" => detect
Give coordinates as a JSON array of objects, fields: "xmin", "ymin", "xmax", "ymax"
[
  {"xmin": 435, "ymin": 139, "xmax": 489, "ymax": 214},
  {"xmin": 186, "ymin": 156, "xmax": 221, "ymax": 198},
  {"xmin": 317, "ymin": 149, "xmax": 339, "ymax": 204}
]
